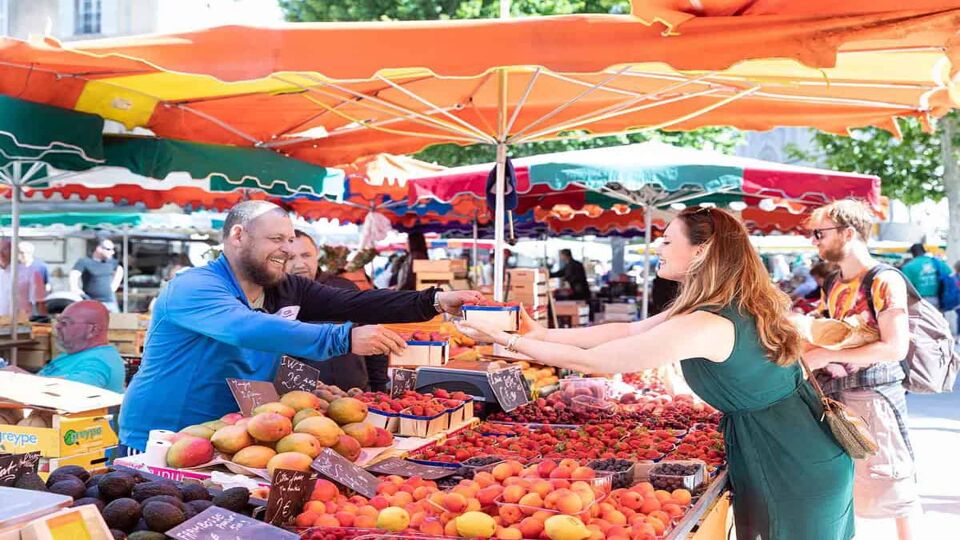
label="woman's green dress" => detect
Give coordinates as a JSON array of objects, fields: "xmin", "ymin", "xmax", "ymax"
[{"xmin": 680, "ymin": 306, "xmax": 855, "ymax": 540}]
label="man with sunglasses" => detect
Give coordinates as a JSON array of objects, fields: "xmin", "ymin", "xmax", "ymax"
[
  {"xmin": 38, "ymin": 300, "xmax": 124, "ymax": 392},
  {"xmin": 70, "ymin": 238, "xmax": 124, "ymax": 313},
  {"xmin": 803, "ymin": 200, "xmax": 920, "ymax": 540}
]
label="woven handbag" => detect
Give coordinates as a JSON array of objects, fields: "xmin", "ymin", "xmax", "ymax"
[{"xmin": 800, "ymin": 359, "xmax": 879, "ymax": 459}]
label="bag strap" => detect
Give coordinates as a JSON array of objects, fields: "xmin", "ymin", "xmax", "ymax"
[
  {"xmin": 798, "ymin": 358, "xmax": 832, "ymax": 406},
  {"xmin": 860, "ymin": 264, "xmax": 921, "ymax": 320}
]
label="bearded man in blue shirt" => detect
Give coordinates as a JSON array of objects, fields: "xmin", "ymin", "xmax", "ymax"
[{"xmin": 119, "ymin": 201, "xmax": 481, "ymax": 453}]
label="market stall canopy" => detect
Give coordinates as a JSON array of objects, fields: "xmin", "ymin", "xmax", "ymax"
[
  {"xmin": 0, "ymin": 6, "xmax": 958, "ymax": 165},
  {"xmin": 405, "ymin": 141, "xmax": 882, "ymax": 223},
  {"xmin": 0, "ymin": 211, "xmax": 222, "ymax": 234}
]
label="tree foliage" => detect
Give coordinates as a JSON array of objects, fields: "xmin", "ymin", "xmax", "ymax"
[
  {"xmin": 279, "ymin": 0, "xmax": 742, "ymax": 166},
  {"xmin": 789, "ymin": 115, "xmax": 957, "ymax": 206}
]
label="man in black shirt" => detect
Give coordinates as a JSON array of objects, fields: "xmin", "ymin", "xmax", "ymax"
[
  {"xmin": 70, "ymin": 239, "xmax": 123, "ymax": 312},
  {"xmin": 550, "ymin": 249, "xmax": 589, "ymax": 300}
]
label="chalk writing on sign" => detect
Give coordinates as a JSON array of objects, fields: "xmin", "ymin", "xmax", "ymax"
[
  {"xmin": 311, "ymin": 448, "xmax": 379, "ymax": 498},
  {"xmin": 390, "ymin": 368, "xmax": 418, "ymax": 398},
  {"xmin": 365, "ymin": 457, "xmax": 456, "ymax": 480},
  {"xmin": 165, "ymin": 506, "xmax": 298, "ymax": 540},
  {"xmin": 273, "ymin": 356, "xmax": 321, "ymax": 394},
  {"xmin": 227, "ymin": 378, "xmax": 280, "ymax": 417},
  {"xmin": 0, "ymin": 451, "xmax": 40, "ymax": 487},
  {"xmin": 265, "ymin": 468, "xmax": 312, "ymax": 526},
  {"xmin": 487, "ymin": 366, "xmax": 531, "ymax": 413}
]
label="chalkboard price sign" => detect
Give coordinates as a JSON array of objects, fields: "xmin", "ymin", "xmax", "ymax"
[
  {"xmin": 165, "ymin": 506, "xmax": 299, "ymax": 540},
  {"xmin": 365, "ymin": 457, "xmax": 456, "ymax": 480},
  {"xmin": 273, "ymin": 356, "xmax": 321, "ymax": 394},
  {"xmin": 487, "ymin": 366, "xmax": 531, "ymax": 413},
  {"xmin": 390, "ymin": 368, "xmax": 418, "ymax": 398},
  {"xmin": 0, "ymin": 451, "xmax": 40, "ymax": 487},
  {"xmin": 227, "ymin": 379, "xmax": 280, "ymax": 417},
  {"xmin": 311, "ymin": 448, "xmax": 379, "ymax": 498},
  {"xmin": 265, "ymin": 468, "xmax": 313, "ymax": 526}
]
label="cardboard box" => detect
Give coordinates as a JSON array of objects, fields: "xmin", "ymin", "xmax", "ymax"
[
  {"xmin": 108, "ymin": 313, "xmax": 140, "ymax": 330},
  {"xmin": 556, "ymin": 301, "xmax": 590, "ymax": 317},
  {"xmin": 390, "ymin": 341, "xmax": 449, "ymax": 367},
  {"xmin": 38, "ymin": 446, "xmax": 113, "ymax": 479},
  {"xmin": 0, "ymin": 372, "xmax": 121, "ymax": 458},
  {"xmin": 462, "ymin": 305, "xmax": 519, "ymax": 332},
  {"xmin": 413, "ymin": 259, "xmax": 468, "ymax": 276},
  {"xmin": 507, "ymin": 268, "xmax": 548, "ymax": 283}
]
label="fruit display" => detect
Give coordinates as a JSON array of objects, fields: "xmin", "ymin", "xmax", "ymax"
[
  {"xmin": 411, "ymin": 423, "xmax": 684, "ymax": 465},
  {"xmin": 298, "ymin": 460, "xmax": 695, "ymax": 540},
  {"xmin": 358, "ymin": 389, "xmax": 471, "ymax": 416},
  {"xmin": 516, "ymin": 361, "xmax": 559, "ymax": 392},
  {"xmin": 169, "ymin": 390, "xmax": 392, "ymax": 469},
  {"xmin": 401, "ymin": 331, "xmax": 448, "ymax": 342},
  {"xmin": 665, "ymin": 426, "xmax": 726, "ymax": 466},
  {"xmin": 649, "ymin": 462, "xmax": 705, "ymax": 492},
  {"xmin": 14, "ymin": 465, "xmax": 258, "ymax": 538}
]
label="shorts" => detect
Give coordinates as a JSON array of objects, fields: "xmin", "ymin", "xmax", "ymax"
[{"xmin": 839, "ymin": 388, "xmax": 920, "ymax": 518}]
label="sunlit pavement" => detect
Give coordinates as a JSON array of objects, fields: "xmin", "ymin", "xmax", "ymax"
[{"xmin": 854, "ymin": 385, "xmax": 960, "ymax": 539}]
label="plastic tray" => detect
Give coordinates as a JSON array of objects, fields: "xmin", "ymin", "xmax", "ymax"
[{"xmin": 649, "ymin": 460, "xmax": 707, "ymax": 492}]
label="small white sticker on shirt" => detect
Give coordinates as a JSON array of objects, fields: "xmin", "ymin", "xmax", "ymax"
[{"xmin": 277, "ymin": 305, "xmax": 301, "ymax": 320}]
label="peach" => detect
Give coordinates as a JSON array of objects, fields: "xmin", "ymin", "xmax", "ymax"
[
  {"xmin": 336, "ymin": 511, "xmax": 355, "ymax": 527},
  {"xmin": 310, "ymin": 479, "xmax": 340, "ymax": 502},
  {"xmin": 619, "ymin": 490, "xmax": 643, "ymax": 511},
  {"xmin": 498, "ymin": 504, "xmax": 523, "ymax": 525},
  {"xmin": 413, "ymin": 486, "xmax": 433, "ymax": 501},
  {"xmin": 519, "ymin": 516, "xmax": 545, "ymax": 538},
  {"xmin": 444, "ymin": 518, "xmax": 460, "ymax": 537},
  {"xmin": 370, "ymin": 495, "xmax": 391, "ymax": 510},
  {"xmin": 466, "ymin": 498, "xmax": 482, "ymax": 513},
  {"xmin": 634, "ymin": 482, "xmax": 654, "ymax": 496},
  {"xmin": 649, "ymin": 510, "xmax": 672, "ymax": 526},
  {"xmin": 358, "ymin": 505, "xmax": 378, "ymax": 518},
  {"xmin": 497, "ymin": 526, "xmax": 523, "ymax": 540},
  {"xmin": 558, "ymin": 458, "xmax": 579, "ymax": 470},
  {"xmin": 421, "ymin": 519, "xmax": 445, "ymax": 536},
  {"xmin": 474, "ymin": 471, "xmax": 497, "ymax": 487},
  {"xmin": 671, "ymin": 489, "xmax": 692, "ymax": 506},
  {"xmin": 443, "ymin": 493, "xmax": 468, "ymax": 513},
  {"xmin": 639, "ymin": 497, "xmax": 661, "ymax": 514},
  {"xmin": 645, "ymin": 516, "xmax": 666, "ymax": 536},
  {"xmin": 603, "ymin": 510, "xmax": 627, "ymax": 526},
  {"xmin": 554, "ymin": 492, "xmax": 584, "ymax": 515},
  {"xmin": 303, "ymin": 500, "xmax": 325, "ymax": 514},
  {"xmin": 354, "ymin": 514, "xmax": 377, "ymax": 529},
  {"xmin": 390, "ymin": 491, "xmax": 414, "ymax": 507},
  {"xmin": 314, "ymin": 514, "xmax": 341, "ymax": 527},
  {"xmin": 492, "ymin": 462, "xmax": 514, "ymax": 482},
  {"xmin": 662, "ymin": 503, "xmax": 684, "ymax": 519},
  {"xmin": 537, "ymin": 460, "xmax": 558, "ymax": 477},
  {"xmin": 477, "ymin": 485, "xmax": 503, "ymax": 506},
  {"xmin": 502, "ymin": 484, "xmax": 526, "ymax": 504},
  {"xmin": 654, "ymin": 490, "xmax": 672, "ymax": 503},
  {"xmin": 530, "ymin": 480, "xmax": 553, "ymax": 499},
  {"xmin": 550, "ymin": 479, "xmax": 571, "ymax": 490},
  {"xmin": 585, "ymin": 524, "xmax": 605, "ymax": 540},
  {"xmin": 518, "ymin": 492, "xmax": 544, "ymax": 513},
  {"xmin": 570, "ymin": 467, "xmax": 596, "ymax": 480},
  {"xmin": 296, "ymin": 511, "xmax": 318, "ymax": 528}
]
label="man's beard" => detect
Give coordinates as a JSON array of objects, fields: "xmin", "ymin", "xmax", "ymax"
[
  {"xmin": 238, "ymin": 249, "xmax": 285, "ymax": 287},
  {"xmin": 819, "ymin": 244, "xmax": 844, "ymax": 263}
]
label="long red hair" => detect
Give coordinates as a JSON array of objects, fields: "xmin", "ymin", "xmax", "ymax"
[{"xmin": 666, "ymin": 207, "xmax": 803, "ymax": 366}]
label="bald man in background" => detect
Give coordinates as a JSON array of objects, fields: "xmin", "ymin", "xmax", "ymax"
[{"xmin": 38, "ymin": 300, "xmax": 125, "ymax": 392}]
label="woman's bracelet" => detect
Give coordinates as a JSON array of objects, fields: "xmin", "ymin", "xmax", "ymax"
[{"xmin": 505, "ymin": 334, "xmax": 522, "ymax": 352}]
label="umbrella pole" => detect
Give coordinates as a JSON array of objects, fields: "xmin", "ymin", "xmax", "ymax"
[
  {"xmin": 642, "ymin": 205, "xmax": 652, "ymax": 320},
  {"xmin": 122, "ymin": 228, "xmax": 129, "ymax": 313},
  {"xmin": 8, "ymin": 164, "xmax": 21, "ymax": 365},
  {"xmin": 472, "ymin": 216, "xmax": 479, "ymax": 286},
  {"xmin": 493, "ymin": 142, "xmax": 507, "ymax": 302}
]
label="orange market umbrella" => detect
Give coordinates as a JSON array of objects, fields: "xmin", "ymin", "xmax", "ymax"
[{"xmin": 1, "ymin": 5, "xmax": 958, "ymax": 298}]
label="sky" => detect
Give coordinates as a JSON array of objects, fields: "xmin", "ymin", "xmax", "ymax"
[{"xmin": 157, "ymin": 0, "xmax": 285, "ymax": 33}]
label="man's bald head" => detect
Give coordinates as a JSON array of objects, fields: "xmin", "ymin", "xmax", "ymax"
[
  {"xmin": 55, "ymin": 300, "xmax": 110, "ymax": 353},
  {"xmin": 222, "ymin": 201, "xmax": 295, "ymax": 288}
]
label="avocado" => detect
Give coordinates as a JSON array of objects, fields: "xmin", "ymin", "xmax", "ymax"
[
  {"xmin": 179, "ymin": 482, "xmax": 211, "ymax": 502},
  {"xmin": 141, "ymin": 495, "xmax": 187, "ymax": 512},
  {"xmin": 13, "ymin": 471, "xmax": 48, "ymax": 492},
  {"xmin": 72, "ymin": 497, "xmax": 105, "ymax": 511},
  {"xmin": 109, "ymin": 529, "xmax": 127, "ymax": 540},
  {"xmin": 131, "ymin": 481, "xmax": 181, "ymax": 502},
  {"xmin": 131, "ymin": 519, "xmax": 149, "ymax": 532},
  {"xmin": 186, "ymin": 499, "xmax": 214, "ymax": 514},
  {"xmin": 127, "ymin": 533, "xmax": 167, "ymax": 540},
  {"xmin": 142, "ymin": 501, "xmax": 186, "ymax": 532},
  {"xmin": 211, "ymin": 487, "xmax": 249, "ymax": 513},
  {"xmin": 99, "ymin": 472, "xmax": 136, "ymax": 500},
  {"xmin": 48, "ymin": 476, "xmax": 86, "ymax": 499},
  {"xmin": 84, "ymin": 485, "xmax": 100, "ymax": 499},
  {"xmin": 86, "ymin": 474, "xmax": 104, "ymax": 488},
  {"xmin": 46, "ymin": 465, "xmax": 90, "ymax": 484},
  {"xmin": 102, "ymin": 498, "xmax": 142, "ymax": 532}
]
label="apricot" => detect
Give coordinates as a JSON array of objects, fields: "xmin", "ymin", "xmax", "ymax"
[
  {"xmin": 369, "ymin": 495, "xmax": 391, "ymax": 510},
  {"xmin": 354, "ymin": 514, "xmax": 377, "ymax": 529},
  {"xmin": 570, "ymin": 467, "xmax": 596, "ymax": 480},
  {"xmin": 477, "ymin": 485, "xmax": 503, "ymax": 506},
  {"xmin": 310, "ymin": 479, "xmax": 340, "ymax": 502},
  {"xmin": 314, "ymin": 514, "xmax": 340, "ymax": 527},
  {"xmin": 537, "ymin": 459, "xmax": 558, "ymax": 477},
  {"xmin": 554, "ymin": 491, "xmax": 584, "ymax": 515},
  {"xmin": 654, "ymin": 490, "xmax": 672, "ymax": 503},
  {"xmin": 634, "ymin": 482, "xmax": 655, "ymax": 496},
  {"xmin": 358, "ymin": 505, "xmax": 378, "ymax": 518},
  {"xmin": 443, "ymin": 493, "xmax": 468, "ymax": 513},
  {"xmin": 465, "ymin": 498, "xmax": 482, "ymax": 513},
  {"xmin": 499, "ymin": 504, "xmax": 523, "ymax": 525},
  {"xmin": 390, "ymin": 491, "xmax": 414, "ymax": 507},
  {"xmin": 336, "ymin": 511, "xmax": 355, "ymax": 527},
  {"xmin": 671, "ymin": 488, "xmax": 693, "ymax": 506},
  {"xmin": 492, "ymin": 462, "xmax": 515, "ymax": 482},
  {"xmin": 303, "ymin": 500, "xmax": 325, "ymax": 514},
  {"xmin": 603, "ymin": 510, "xmax": 627, "ymax": 526},
  {"xmin": 421, "ymin": 519, "xmax": 445, "ymax": 536},
  {"xmin": 497, "ymin": 526, "xmax": 523, "ymax": 540},
  {"xmin": 444, "ymin": 518, "xmax": 461, "ymax": 537},
  {"xmin": 295, "ymin": 511, "xmax": 318, "ymax": 528},
  {"xmin": 519, "ymin": 516, "xmax": 546, "ymax": 538},
  {"xmin": 530, "ymin": 479, "xmax": 553, "ymax": 499},
  {"xmin": 649, "ymin": 510, "xmax": 672, "ymax": 526},
  {"xmin": 645, "ymin": 515, "xmax": 667, "ymax": 535},
  {"xmin": 502, "ymin": 484, "xmax": 526, "ymax": 504},
  {"xmin": 639, "ymin": 497, "xmax": 661, "ymax": 514},
  {"xmin": 662, "ymin": 503, "xmax": 684, "ymax": 519},
  {"xmin": 518, "ymin": 492, "xmax": 544, "ymax": 513}
]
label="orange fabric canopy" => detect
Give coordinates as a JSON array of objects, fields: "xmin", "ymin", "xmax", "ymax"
[{"xmin": 0, "ymin": 8, "xmax": 958, "ymax": 166}]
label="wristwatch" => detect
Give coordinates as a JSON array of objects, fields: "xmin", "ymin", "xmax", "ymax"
[{"xmin": 433, "ymin": 290, "xmax": 444, "ymax": 314}]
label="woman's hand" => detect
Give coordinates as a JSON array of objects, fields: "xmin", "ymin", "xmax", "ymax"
[
  {"xmin": 455, "ymin": 319, "xmax": 508, "ymax": 345},
  {"xmin": 518, "ymin": 305, "xmax": 547, "ymax": 340}
]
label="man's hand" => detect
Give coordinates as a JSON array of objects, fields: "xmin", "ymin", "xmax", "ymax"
[
  {"xmin": 435, "ymin": 290, "xmax": 484, "ymax": 315},
  {"xmin": 350, "ymin": 325, "xmax": 407, "ymax": 356},
  {"xmin": 802, "ymin": 346, "xmax": 839, "ymax": 370}
]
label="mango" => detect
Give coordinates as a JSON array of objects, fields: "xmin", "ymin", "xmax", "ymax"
[
  {"xmin": 280, "ymin": 391, "xmax": 322, "ymax": 411},
  {"xmin": 166, "ymin": 437, "xmax": 214, "ymax": 468},
  {"xmin": 178, "ymin": 425, "xmax": 214, "ymax": 440},
  {"xmin": 326, "ymin": 397, "xmax": 368, "ymax": 425},
  {"xmin": 266, "ymin": 452, "xmax": 313, "ymax": 476},
  {"xmin": 246, "ymin": 412, "xmax": 293, "ymax": 442},
  {"xmin": 294, "ymin": 416, "xmax": 343, "ymax": 447},
  {"xmin": 252, "ymin": 402, "xmax": 296, "ymax": 419},
  {"xmin": 275, "ymin": 433, "xmax": 323, "ymax": 458},
  {"xmin": 341, "ymin": 422, "xmax": 378, "ymax": 447},
  {"xmin": 331, "ymin": 434, "xmax": 362, "ymax": 462},
  {"xmin": 231, "ymin": 445, "xmax": 276, "ymax": 469},
  {"xmin": 210, "ymin": 425, "xmax": 254, "ymax": 455},
  {"xmin": 292, "ymin": 407, "xmax": 322, "ymax": 427}
]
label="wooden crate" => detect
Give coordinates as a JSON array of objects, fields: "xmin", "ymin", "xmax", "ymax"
[
  {"xmin": 417, "ymin": 277, "xmax": 471, "ymax": 291},
  {"xmin": 413, "ymin": 259, "xmax": 468, "ymax": 276},
  {"xmin": 507, "ymin": 268, "xmax": 548, "ymax": 283},
  {"xmin": 108, "ymin": 329, "xmax": 145, "ymax": 357}
]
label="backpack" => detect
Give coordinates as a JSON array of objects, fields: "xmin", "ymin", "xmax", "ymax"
[
  {"xmin": 858, "ymin": 264, "xmax": 960, "ymax": 393},
  {"xmin": 936, "ymin": 260, "xmax": 960, "ymax": 311}
]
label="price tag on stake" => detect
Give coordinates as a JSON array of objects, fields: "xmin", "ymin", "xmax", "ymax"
[
  {"xmin": 265, "ymin": 468, "xmax": 313, "ymax": 526},
  {"xmin": 311, "ymin": 448, "xmax": 379, "ymax": 498},
  {"xmin": 273, "ymin": 356, "xmax": 321, "ymax": 394},
  {"xmin": 227, "ymin": 378, "xmax": 280, "ymax": 417},
  {"xmin": 390, "ymin": 368, "xmax": 418, "ymax": 398},
  {"xmin": 487, "ymin": 366, "xmax": 531, "ymax": 413}
]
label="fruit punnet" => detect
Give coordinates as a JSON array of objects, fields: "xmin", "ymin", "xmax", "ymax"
[{"xmin": 357, "ymin": 389, "xmax": 470, "ymax": 415}]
